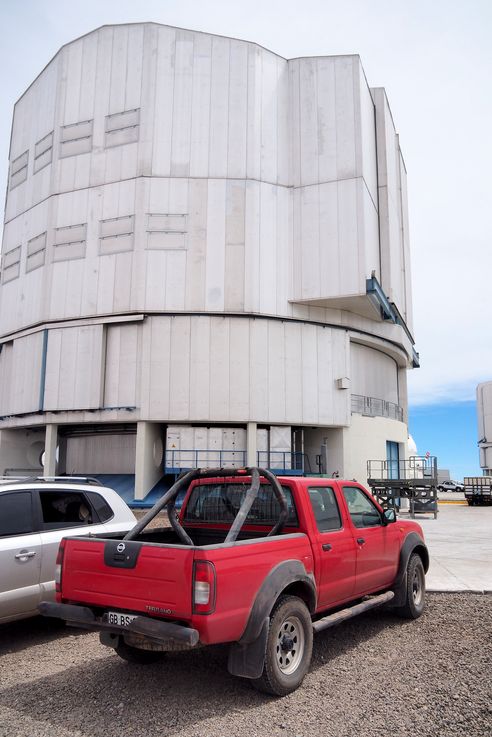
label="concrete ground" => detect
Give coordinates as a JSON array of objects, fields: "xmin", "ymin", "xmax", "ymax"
[{"xmin": 398, "ymin": 502, "xmax": 492, "ymax": 593}]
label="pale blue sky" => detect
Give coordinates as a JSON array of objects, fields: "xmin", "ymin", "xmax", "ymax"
[{"xmin": 1, "ymin": 0, "xmax": 491, "ymax": 476}]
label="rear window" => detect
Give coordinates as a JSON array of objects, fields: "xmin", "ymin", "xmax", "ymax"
[
  {"xmin": 183, "ymin": 483, "xmax": 298, "ymax": 527},
  {"xmin": 86, "ymin": 491, "xmax": 114, "ymax": 523}
]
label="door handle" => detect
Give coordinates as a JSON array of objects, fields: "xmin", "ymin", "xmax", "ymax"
[
  {"xmin": 15, "ymin": 550, "xmax": 36, "ymax": 560},
  {"xmin": 322, "ymin": 543, "xmax": 332, "ymax": 552},
  {"xmin": 356, "ymin": 538, "xmax": 366, "ymax": 546}
]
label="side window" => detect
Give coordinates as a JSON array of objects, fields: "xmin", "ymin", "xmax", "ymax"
[
  {"xmin": 39, "ymin": 491, "xmax": 93, "ymax": 529},
  {"xmin": 308, "ymin": 487, "xmax": 342, "ymax": 532},
  {"xmin": 85, "ymin": 491, "xmax": 114, "ymax": 523},
  {"xmin": 0, "ymin": 492, "xmax": 34, "ymax": 536},
  {"xmin": 343, "ymin": 487, "xmax": 382, "ymax": 529}
]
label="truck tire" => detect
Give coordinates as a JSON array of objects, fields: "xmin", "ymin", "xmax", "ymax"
[
  {"xmin": 252, "ymin": 595, "xmax": 313, "ymax": 696},
  {"xmin": 396, "ymin": 553, "xmax": 426, "ymax": 619},
  {"xmin": 115, "ymin": 641, "xmax": 165, "ymax": 665}
]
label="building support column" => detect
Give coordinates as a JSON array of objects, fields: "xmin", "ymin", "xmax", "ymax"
[
  {"xmin": 44, "ymin": 424, "xmax": 58, "ymax": 477},
  {"xmin": 247, "ymin": 422, "xmax": 257, "ymax": 468},
  {"xmin": 135, "ymin": 422, "xmax": 163, "ymax": 501}
]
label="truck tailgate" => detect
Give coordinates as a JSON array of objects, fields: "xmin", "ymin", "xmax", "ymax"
[{"xmin": 60, "ymin": 537, "xmax": 194, "ymax": 619}]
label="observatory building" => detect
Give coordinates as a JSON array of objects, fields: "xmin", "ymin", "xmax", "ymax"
[
  {"xmin": 477, "ymin": 382, "xmax": 492, "ymax": 475},
  {"xmin": 0, "ymin": 23, "xmax": 418, "ymax": 500}
]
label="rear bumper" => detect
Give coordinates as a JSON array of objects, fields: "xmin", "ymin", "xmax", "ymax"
[{"xmin": 39, "ymin": 601, "xmax": 200, "ymax": 649}]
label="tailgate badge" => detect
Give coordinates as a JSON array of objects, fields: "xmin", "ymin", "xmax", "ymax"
[{"xmin": 116, "ymin": 543, "xmax": 126, "ymax": 553}]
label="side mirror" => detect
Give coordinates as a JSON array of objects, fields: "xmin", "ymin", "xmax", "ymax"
[{"xmin": 383, "ymin": 508, "xmax": 396, "ymax": 524}]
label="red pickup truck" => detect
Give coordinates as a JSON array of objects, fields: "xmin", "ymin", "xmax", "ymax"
[{"xmin": 40, "ymin": 467, "xmax": 429, "ymax": 696}]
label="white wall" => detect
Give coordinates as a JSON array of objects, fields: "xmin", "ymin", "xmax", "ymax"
[
  {"xmin": 350, "ymin": 342, "xmax": 399, "ymax": 404},
  {"xmin": 343, "ymin": 414, "xmax": 409, "ymax": 487}
]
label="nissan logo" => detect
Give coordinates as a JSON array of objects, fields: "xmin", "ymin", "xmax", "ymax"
[{"xmin": 116, "ymin": 543, "xmax": 126, "ymax": 553}]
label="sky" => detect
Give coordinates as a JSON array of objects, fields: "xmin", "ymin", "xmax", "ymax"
[{"xmin": 0, "ymin": 0, "xmax": 491, "ymax": 478}]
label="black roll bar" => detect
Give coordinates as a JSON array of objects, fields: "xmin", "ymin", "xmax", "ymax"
[{"xmin": 124, "ymin": 467, "xmax": 289, "ymax": 545}]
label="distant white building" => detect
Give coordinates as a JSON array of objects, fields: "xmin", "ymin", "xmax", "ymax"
[
  {"xmin": 477, "ymin": 382, "xmax": 492, "ymax": 475},
  {"xmin": 0, "ymin": 23, "xmax": 418, "ymax": 500}
]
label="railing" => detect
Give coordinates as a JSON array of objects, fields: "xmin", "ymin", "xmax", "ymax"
[
  {"xmin": 367, "ymin": 456, "xmax": 437, "ymax": 483},
  {"xmin": 165, "ymin": 449, "xmax": 247, "ymax": 471},
  {"xmin": 351, "ymin": 394, "xmax": 404, "ymax": 422},
  {"xmin": 256, "ymin": 451, "xmax": 304, "ymax": 472},
  {"xmin": 165, "ymin": 449, "xmax": 305, "ymax": 474}
]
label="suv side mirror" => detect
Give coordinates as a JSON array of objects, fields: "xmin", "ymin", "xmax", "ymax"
[{"xmin": 383, "ymin": 508, "xmax": 396, "ymax": 524}]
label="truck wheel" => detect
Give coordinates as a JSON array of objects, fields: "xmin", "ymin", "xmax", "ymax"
[
  {"xmin": 115, "ymin": 641, "xmax": 165, "ymax": 664},
  {"xmin": 252, "ymin": 595, "xmax": 313, "ymax": 696},
  {"xmin": 396, "ymin": 553, "xmax": 426, "ymax": 619}
]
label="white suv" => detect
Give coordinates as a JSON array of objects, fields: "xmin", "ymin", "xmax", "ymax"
[{"xmin": 0, "ymin": 477, "xmax": 136, "ymax": 624}]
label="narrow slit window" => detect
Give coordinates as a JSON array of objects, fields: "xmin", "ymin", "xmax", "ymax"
[
  {"xmin": 2, "ymin": 246, "xmax": 22, "ymax": 283},
  {"xmin": 53, "ymin": 223, "xmax": 87, "ymax": 262},
  {"xmin": 9, "ymin": 151, "xmax": 28, "ymax": 189},
  {"xmin": 105, "ymin": 108, "xmax": 140, "ymax": 148},
  {"xmin": 60, "ymin": 119, "xmax": 93, "ymax": 158},
  {"xmin": 26, "ymin": 232, "xmax": 46, "ymax": 272},
  {"xmin": 34, "ymin": 131, "xmax": 54, "ymax": 173}
]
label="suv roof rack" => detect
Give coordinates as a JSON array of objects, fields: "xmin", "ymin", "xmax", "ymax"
[{"xmin": 0, "ymin": 475, "xmax": 103, "ymax": 487}]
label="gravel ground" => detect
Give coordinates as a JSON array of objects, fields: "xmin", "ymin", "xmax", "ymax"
[{"xmin": 0, "ymin": 593, "xmax": 490, "ymax": 737}]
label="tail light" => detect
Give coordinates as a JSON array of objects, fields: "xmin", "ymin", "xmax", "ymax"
[
  {"xmin": 55, "ymin": 540, "xmax": 65, "ymax": 601},
  {"xmin": 192, "ymin": 560, "xmax": 216, "ymax": 614}
]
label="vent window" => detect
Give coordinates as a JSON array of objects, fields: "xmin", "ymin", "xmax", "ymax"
[
  {"xmin": 60, "ymin": 119, "xmax": 93, "ymax": 158},
  {"xmin": 146, "ymin": 213, "xmax": 188, "ymax": 250},
  {"xmin": 34, "ymin": 131, "xmax": 54, "ymax": 173},
  {"xmin": 99, "ymin": 215, "xmax": 135, "ymax": 255},
  {"xmin": 2, "ymin": 246, "xmax": 22, "ymax": 283},
  {"xmin": 26, "ymin": 232, "xmax": 47, "ymax": 272},
  {"xmin": 105, "ymin": 108, "xmax": 140, "ymax": 148},
  {"xmin": 9, "ymin": 151, "xmax": 28, "ymax": 189},
  {"xmin": 53, "ymin": 223, "xmax": 87, "ymax": 262}
]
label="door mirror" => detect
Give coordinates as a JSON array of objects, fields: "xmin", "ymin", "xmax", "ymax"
[{"xmin": 383, "ymin": 508, "xmax": 396, "ymax": 524}]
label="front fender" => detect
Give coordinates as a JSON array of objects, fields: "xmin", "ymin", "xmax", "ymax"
[{"xmin": 390, "ymin": 532, "xmax": 429, "ymax": 607}]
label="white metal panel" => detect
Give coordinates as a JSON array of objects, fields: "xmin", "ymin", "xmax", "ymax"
[
  {"xmin": 350, "ymin": 342, "xmax": 398, "ymax": 404},
  {"xmin": 189, "ymin": 317, "xmax": 211, "ymax": 420},
  {"xmin": 189, "ymin": 33, "xmax": 212, "ymax": 176},
  {"xmin": 205, "ymin": 180, "xmax": 226, "ymax": 310},
  {"xmin": 229, "ymin": 318, "xmax": 249, "ymax": 421},
  {"xmin": 209, "ymin": 317, "xmax": 230, "ymax": 420},
  {"xmin": 169, "ymin": 317, "xmax": 191, "ymax": 420},
  {"xmin": 335, "ymin": 57, "xmax": 357, "ymax": 180},
  {"xmin": 10, "ymin": 333, "xmax": 43, "ymax": 414},
  {"xmin": 43, "ymin": 325, "xmax": 104, "ymax": 410},
  {"xmin": 316, "ymin": 58, "xmax": 337, "ymax": 185},
  {"xmin": 171, "ymin": 31, "xmax": 194, "ymax": 177},
  {"xmin": 185, "ymin": 179, "xmax": 207, "ymax": 309},
  {"xmin": 246, "ymin": 44, "xmax": 262, "ymax": 181},
  {"xmin": 284, "ymin": 322, "xmax": 303, "ymax": 422},
  {"xmin": 267, "ymin": 318, "xmax": 286, "ymax": 423},
  {"xmin": 66, "ymin": 433, "xmax": 136, "ymax": 474},
  {"xmin": 227, "ymin": 40, "xmax": 248, "ymax": 179},
  {"xmin": 225, "ymin": 180, "xmax": 246, "ymax": 311},
  {"xmin": 260, "ymin": 51, "xmax": 279, "ymax": 184},
  {"xmin": 104, "ymin": 324, "xmax": 138, "ymax": 407},
  {"xmin": 152, "ymin": 26, "xmax": 176, "ymax": 177},
  {"xmin": 209, "ymin": 37, "xmax": 230, "ymax": 178},
  {"xmin": 299, "ymin": 58, "xmax": 318, "ymax": 187}
]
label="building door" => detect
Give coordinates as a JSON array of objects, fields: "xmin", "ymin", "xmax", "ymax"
[{"xmin": 386, "ymin": 441, "xmax": 400, "ymax": 480}]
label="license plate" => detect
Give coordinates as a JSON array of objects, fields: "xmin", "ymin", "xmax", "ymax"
[{"xmin": 106, "ymin": 611, "xmax": 137, "ymax": 627}]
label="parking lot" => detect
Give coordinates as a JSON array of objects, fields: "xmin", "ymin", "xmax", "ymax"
[{"xmin": 1, "ymin": 592, "xmax": 490, "ymax": 737}]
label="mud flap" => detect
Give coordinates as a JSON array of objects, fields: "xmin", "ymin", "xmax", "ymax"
[{"xmin": 227, "ymin": 617, "xmax": 269, "ymax": 679}]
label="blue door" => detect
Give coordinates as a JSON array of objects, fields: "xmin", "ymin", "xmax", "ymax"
[{"xmin": 386, "ymin": 441, "xmax": 400, "ymax": 480}]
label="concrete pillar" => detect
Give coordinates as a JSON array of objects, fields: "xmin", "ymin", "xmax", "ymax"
[
  {"xmin": 246, "ymin": 422, "xmax": 257, "ymax": 467},
  {"xmin": 44, "ymin": 424, "xmax": 58, "ymax": 477},
  {"xmin": 135, "ymin": 422, "xmax": 163, "ymax": 501}
]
